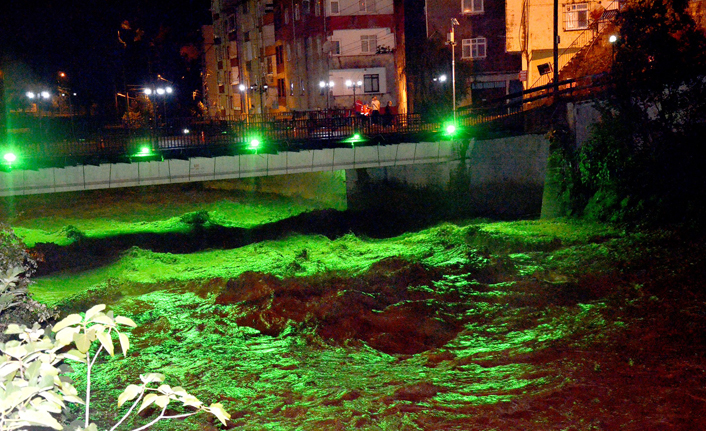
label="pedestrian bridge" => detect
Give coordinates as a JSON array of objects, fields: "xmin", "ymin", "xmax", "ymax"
[{"xmin": 0, "ymin": 139, "xmax": 461, "ymax": 196}]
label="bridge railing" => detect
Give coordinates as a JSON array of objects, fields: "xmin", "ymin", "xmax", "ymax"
[{"xmin": 2, "ymin": 111, "xmax": 441, "ymax": 166}]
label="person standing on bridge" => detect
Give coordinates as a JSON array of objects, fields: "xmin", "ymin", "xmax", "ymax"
[{"xmin": 370, "ymin": 96, "xmax": 381, "ymax": 125}]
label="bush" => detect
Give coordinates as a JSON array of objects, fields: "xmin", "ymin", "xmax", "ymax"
[{"xmin": 0, "ymin": 304, "xmax": 230, "ymax": 430}]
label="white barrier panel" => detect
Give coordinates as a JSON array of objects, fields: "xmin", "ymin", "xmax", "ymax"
[
  {"xmin": 239, "ymin": 154, "xmax": 269, "ymax": 177},
  {"xmin": 353, "ymin": 146, "xmax": 380, "ymax": 168},
  {"xmin": 0, "ymin": 141, "xmax": 474, "ymax": 196},
  {"xmin": 413, "ymin": 142, "xmax": 441, "ymax": 164},
  {"xmin": 167, "ymin": 159, "xmax": 191, "ymax": 183},
  {"xmin": 311, "ymin": 148, "xmax": 335, "ymax": 171},
  {"xmin": 54, "ymin": 166, "xmax": 85, "ymax": 193},
  {"xmin": 109, "ymin": 163, "xmax": 139, "ymax": 188},
  {"xmin": 138, "ymin": 161, "xmax": 172, "ymax": 186},
  {"xmin": 394, "ymin": 143, "xmax": 418, "ymax": 165},
  {"xmin": 286, "ymin": 151, "xmax": 315, "ymax": 174},
  {"xmin": 213, "ymin": 155, "xmax": 240, "ymax": 180},
  {"xmin": 332, "ymin": 148, "xmax": 355, "ymax": 170},
  {"xmin": 84, "ymin": 165, "xmax": 112, "ymax": 190},
  {"xmin": 23, "ymin": 169, "xmax": 55, "ymax": 195},
  {"xmin": 266, "ymin": 153, "xmax": 288, "ymax": 176},
  {"xmin": 188, "ymin": 157, "xmax": 216, "ymax": 181}
]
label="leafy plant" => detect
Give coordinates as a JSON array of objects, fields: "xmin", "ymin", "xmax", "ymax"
[{"xmin": 0, "ymin": 304, "xmax": 230, "ymax": 430}]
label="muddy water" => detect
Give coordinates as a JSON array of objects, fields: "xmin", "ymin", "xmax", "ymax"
[{"xmin": 77, "ymin": 252, "xmax": 612, "ymax": 430}]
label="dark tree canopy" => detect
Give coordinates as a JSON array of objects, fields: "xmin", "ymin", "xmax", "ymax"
[{"xmin": 560, "ymin": 0, "xmax": 706, "ymax": 226}]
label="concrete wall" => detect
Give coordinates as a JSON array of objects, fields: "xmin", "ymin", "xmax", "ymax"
[{"xmin": 346, "ymin": 134, "xmax": 550, "ymax": 219}]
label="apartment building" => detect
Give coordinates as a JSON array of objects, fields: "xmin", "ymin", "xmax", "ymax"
[
  {"xmin": 205, "ymin": 0, "xmax": 406, "ymax": 117},
  {"xmin": 425, "ymin": 0, "xmax": 522, "ymax": 106},
  {"xmin": 506, "ymin": 0, "xmax": 621, "ymax": 89}
]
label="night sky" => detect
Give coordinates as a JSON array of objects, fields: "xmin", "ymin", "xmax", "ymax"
[{"xmin": 1, "ymin": 0, "xmax": 211, "ymax": 112}]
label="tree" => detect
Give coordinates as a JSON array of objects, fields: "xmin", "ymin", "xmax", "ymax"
[{"xmin": 564, "ymin": 0, "xmax": 706, "ymax": 225}]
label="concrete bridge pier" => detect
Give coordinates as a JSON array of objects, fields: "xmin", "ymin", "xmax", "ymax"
[{"xmin": 345, "ymin": 134, "xmax": 550, "ymax": 221}]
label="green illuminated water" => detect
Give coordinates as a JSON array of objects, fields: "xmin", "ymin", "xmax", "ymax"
[{"xmin": 3, "ymin": 183, "xmax": 704, "ymax": 430}]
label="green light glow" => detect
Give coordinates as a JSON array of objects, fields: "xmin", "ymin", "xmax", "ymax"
[
  {"xmin": 248, "ymin": 138, "xmax": 262, "ymax": 150},
  {"xmin": 343, "ymin": 133, "xmax": 366, "ymax": 145},
  {"xmin": 3, "ymin": 153, "xmax": 17, "ymax": 163},
  {"xmin": 444, "ymin": 123, "xmax": 457, "ymax": 136}
]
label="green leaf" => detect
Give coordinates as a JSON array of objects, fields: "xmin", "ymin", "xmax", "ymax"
[
  {"xmin": 206, "ymin": 402, "xmax": 231, "ymax": 426},
  {"xmin": 26, "ymin": 360, "xmax": 42, "ymax": 381},
  {"xmin": 52, "ymin": 314, "xmax": 83, "ymax": 333},
  {"xmin": 96, "ymin": 331, "xmax": 114, "ymax": 356},
  {"xmin": 55, "ymin": 327, "xmax": 80, "ymax": 347},
  {"xmin": 154, "ymin": 395, "xmax": 170, "ymax": 409},
  {"xmin": 4, "ymin": 324, "xmax": 24, "ymax": 335},
  {"xmin": 115, "ymin": 316, "xmax": 137, "ymax": 327},
  {"xmin": 140, "ymin": 373, "xmax": 165, "ymax": 385},
  {"xmin": 62, "ymin": 349, "xmax": 86, "ymax": 363},
  {"xmin": 84, "ymin": 304, "xmax": 106, "ymax": 321},
  {"xmin": 139, "ymin": 392, "xmax": 159, "ymax": 412},
  {"xmin": 90, "ymin": 313, "xmax": 115, "ymax": 326},
  {"xmin": 118, "ymin": 332, "xmax": 130, "ymax": 357},
  {"xmin": 18, "ymin": 408, "xmax": 63, "ymax": 430},
  {"xmin": 73, "ymin": 333, "xmax": 91, "ymax": 354},
  {"xmin": 118, "ymin": 384, "xmax": 142, "ymax": 407}
]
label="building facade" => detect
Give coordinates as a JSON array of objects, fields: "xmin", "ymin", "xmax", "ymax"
[
  {"xmin": 205, "ymin": 0, "xmax": 406, "ymax": 117},
  {"xmin": 425, "ymin": 0, "xmax": 522, "ymax": 106},
  {"xmin": 506, "ymin": 0, "xmax": 621, "ymax": 89}
]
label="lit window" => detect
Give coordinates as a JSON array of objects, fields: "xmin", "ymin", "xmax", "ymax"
[
  {"xmin": 295, "ymin": 4, "xmax": 300, "ymax": 20},
  {"xmin": 361, "ymin": 35, "xmax": 377, "ymax": 53},
  {"xmin": 330, "ymin": 0, "xmax": 339, "ymax": 14},
  {"xmin": 462, "ymin": 0, "xmax": 483, "ymax": 14},
  {"xmin": 315, "ymin": 0, "xmax": 321, "ymax": 16},
  {"xmin": 565, "ymin": 3, "xmax": 589, "ymax": 30},
  {"xmin": 284, "ymin": 7, "xmax": 290, "ymax": 24},
  {"xmin": 359, "ymin": 0, "xmax": 376, "ymax": 12},
  {"xmin": 462, "ymin": 37, "xmax": 487, "ymax": 59},
  {"xmin": 364, "ymin": 74, "xmax": 379, "ymax": 93}
]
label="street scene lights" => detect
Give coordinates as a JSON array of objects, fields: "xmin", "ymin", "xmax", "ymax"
[
  {"xmin": 449, "ymin": 18, "xmax": 460, "ymax": 122},
  {"xmin": 345, "ymin": 80, "xmax": 362, "ymax": 105},
  {"xmin": 144, "ymin": 86, "xmax": 173, "ymax": 125},
  {"xmin": 238, "ymin": 84, "xmax": 249, "ymax": 116},
  {"xmin": 319, "ymin": 80, "xmax": 334, "ymax": 109},
  {"xmin": 433, "ymin": 74, "xmax": 447, "ymax": 83}
]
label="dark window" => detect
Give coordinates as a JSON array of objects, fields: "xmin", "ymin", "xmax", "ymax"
[
  {"xmin": 276, "ymin": 45, "xmax": 284, "ymax": 65},
  {"xmin": 277, "ymin": 79, "xmax": 287, "ymax": 97},
  {"xmin": 364, "ymin": 74, "xmax": 379, "ymax": 93}
]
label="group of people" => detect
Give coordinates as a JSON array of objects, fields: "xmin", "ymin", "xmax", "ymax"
[{"xmin": 355, "ymin": 96, "xmax": 394, "ymax": 126}]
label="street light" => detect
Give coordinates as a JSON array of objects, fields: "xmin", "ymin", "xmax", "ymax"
[
  {"xmin": 238, "ymin": 84, "xmax": 249, "ymax": 117},
  {"xmin": 144, "ymin": 85, "xmax": 173, "ymax": 125},
  {"xmin": 345, "ymin": 79, "xmax": 362, "ymax": 107},
  {"xmin": 434, "ymin": 74, "xmax": 448, "ymax": 83},
  {"xmin": 449, "ymin": 18, "xmax": 460, "ymax": 122},
  {"xmin": 319, "ymin": 80, "xmax": 334, "ymax": 110}
]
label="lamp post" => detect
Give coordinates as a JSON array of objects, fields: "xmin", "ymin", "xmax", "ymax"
[
  {"xmin": 609, "ymin": 34, "xmax": 618, "ymax": 65},
  {"xmin": 238, "ymin": 84, "xmax": 249, "ymax": 118},
  {"xmin": 26, "ymin": 90, "xmax": 51, "ymax": 136},
  {"xmin": 319, "ymin": 80, "xmax": 334, "ymax": 110},
  {"xmin": 449, "ymin": 18, "xmax": 459, "ymax": 122},
  {"xmin": 345, "ymin": 79, "xmax": 362, "ymax": 107},
  {"xmin": 144, "ymin": 85, "xmax": 173, "ymax": 126}
]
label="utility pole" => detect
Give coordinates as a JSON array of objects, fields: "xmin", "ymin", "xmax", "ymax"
[{"xmin": 553, "ymin": 0, "xmax": 559, "ymax": 96}]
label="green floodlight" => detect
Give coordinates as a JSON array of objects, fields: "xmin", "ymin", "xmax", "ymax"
[
  {"xmin": 444, "ymin": 122, "xmax": 457, "ymax": 137},
  {"xmin": 3, "ymin": 153, "xmax": 17, "ymax": 163},
  {"xmin": 248, "ymin": 137, "xmax": 262, "ymax": 150},
  {"xmin": 137, "ymin": 145, "xmax": 152, "ymax": 157},
  {"xmin": 343, "ymin": 133, "xmax": 366, "ymax": 145}
]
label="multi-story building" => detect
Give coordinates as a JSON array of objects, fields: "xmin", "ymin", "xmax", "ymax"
[
  {"xmin": 506, "ymin": 0, "xmax": 621, "ymax": 90},
  {"xmin": 425, "ymin": 0, "xmax": 522, "ymax": 106},
  {"xmin": 205, "ymin": 0, "xmax": 406, "ymax": 117}
]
